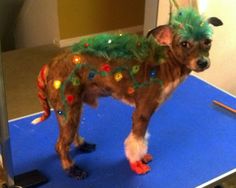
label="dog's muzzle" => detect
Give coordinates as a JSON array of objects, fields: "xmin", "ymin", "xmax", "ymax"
[{"xmin": 197, "ymin": 57, "xmax": 210, "ymax": 70}]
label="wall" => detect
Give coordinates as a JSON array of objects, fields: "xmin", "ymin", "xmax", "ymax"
[
  {"xmin": 157, "ymin": 0, "xmax": 196, "ymax": 25},
  {"xmin": 191, "ymin": 0, "xmax": 236, "ymax": 95},
  {"xmin": 157, "ymin": 0, "xmax": 236, "ymax": 95},
  {"xmin": 11, "ymin": 0, "xmax": 145, "ymax": 49},
  {"xmin": 57, "ymin": 0, "xmax": 145, "ymax": 40},
  {"xmin": 14, "ymin": 0, "xmax": 60, "ymax": 49}
]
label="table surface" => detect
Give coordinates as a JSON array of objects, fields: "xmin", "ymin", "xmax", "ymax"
[{"xmin": 9, "ymin": 75, "xmax": 236, "ymax": 188}]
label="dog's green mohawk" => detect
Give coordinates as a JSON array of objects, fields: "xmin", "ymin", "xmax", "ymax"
[{"xmin": 170, "ymin": 7, "xmax": 213, "ymax": 41}]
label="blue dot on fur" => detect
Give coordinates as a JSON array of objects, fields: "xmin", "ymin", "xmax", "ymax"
[
  {"xmin": 57, "ymin": 111, "xmax": 63, "ymax": 115},
  {"xmin": 149, "ymin": 69, "xmax": 157, "ymax": 78},
  {"xmin": 88, "ymin": 71, "xmax": 96, "ymax": 80}
]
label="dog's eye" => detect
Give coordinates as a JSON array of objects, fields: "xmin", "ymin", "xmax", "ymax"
[{"xmin": 180, "ymin": 41, "xmax": 191, "ymax": 49}]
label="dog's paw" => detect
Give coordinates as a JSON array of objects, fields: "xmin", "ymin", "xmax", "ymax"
[
  {"xmin": 142, "ymin": 153, "xmax": 153, "ymax": 164},
  {"xmin": 67, "ymin": 165, "xmax": 88, "ymax": 180},
  {"xmin": 79, "ymin": 141, "xmax": 96, "ymax": 153},
  {"xmin": 129, "ymin": 161, "xmax": 151, "ymax": 175}
]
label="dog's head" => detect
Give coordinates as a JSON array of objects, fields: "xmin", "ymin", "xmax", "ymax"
[{"xmin": 147, "ymin": 8, "xmax": 223, "ymax": 72}]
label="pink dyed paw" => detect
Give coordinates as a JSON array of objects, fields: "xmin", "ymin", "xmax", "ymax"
[
  {"xmin": 129, "ymin": 161, "xmax": 151, "ymax": 175},
  {"xmin": 142, "ymin": 153, "xmax": 153, "ymax": 164}
]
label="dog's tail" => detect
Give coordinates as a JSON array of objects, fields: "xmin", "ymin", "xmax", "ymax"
[{"xmin": 31, "ymin": 65, "xmax": 51, "ymax": 125}]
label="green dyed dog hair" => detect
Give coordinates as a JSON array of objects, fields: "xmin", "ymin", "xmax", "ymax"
[
  {"xmin": 71, "ymin": 33, "xmax": 164, "ymax": 63},
  {"xmin": 170, "ymin": 7, "xmax": 213, "ymax": 41}
]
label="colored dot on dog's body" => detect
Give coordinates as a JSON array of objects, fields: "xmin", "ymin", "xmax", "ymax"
[
  {"xmin": 100, "ymin": 71, "xmax": 108, "ymax": 77},
  {"xmin": 114, "ymin": 72, "xmax": 123, "ymax": 81},
  {"xmin": 66, "ymin": 95, "xmax": 75, "ymax": 104},
  {"xmin": 149, "ymin": 69, "xmax": 157, "ymax": 78},
  {"xmin": 128, "ymin": 87, "xmax": 135, "ymax": 94},
  {"xmin": 132, "ymin": 65, "xmax": 140, "ymax": 74},
  {"xmin": 57, "ymin": 110, "xmax": 63, "ymax": 115},
  {"xmin": 84, "ymin": 43, "xmax": 89, "ymax": 48},
  {"xmin": 53, "ymin": 80, "xmax": 61, "ymax": 89},
  {"xmin": 72, "ymin": 55, "xmax": 81, "ymax": 64},
  {"xmin": 88, "ymin": 71, "xmax": 96, "ymax": 80},
  {"xmin": 71, "ymin": 77, "xmax": 80, "ymax": 86},
  {"xmin": 101, "ymin": 64, "xmax": 111, "ymax": 72}
]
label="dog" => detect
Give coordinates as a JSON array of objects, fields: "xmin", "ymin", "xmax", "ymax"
[{"xmin": 32, "ymin": 7, "xmax": 222, "ymax": 179}]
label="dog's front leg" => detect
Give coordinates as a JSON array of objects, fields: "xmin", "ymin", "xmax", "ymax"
[{"xmin": 124, "ymin": 102, "xmax": 157, "ymax": 174}]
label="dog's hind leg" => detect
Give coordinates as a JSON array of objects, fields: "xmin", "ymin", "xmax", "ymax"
[
  {"xmin": 55, "ymin": 101, "xmax": 88, "ymax": 180},
  {"xmin": 125, "ymin": 99, "xmax": 158, "ymax": 175},
  {"xmin": 73, "ymin": 131, "xmax": 96, "ymax": 153}
]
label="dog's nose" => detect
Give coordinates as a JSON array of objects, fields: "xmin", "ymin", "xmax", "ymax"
[{"xmin": 197, "ymin": 59, "xmax": 209, "ymax": 69}]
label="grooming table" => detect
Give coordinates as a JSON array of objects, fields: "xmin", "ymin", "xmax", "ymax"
[{"xmin": 9, "ymin": 76, "xmax": 236, "ymax": 188}]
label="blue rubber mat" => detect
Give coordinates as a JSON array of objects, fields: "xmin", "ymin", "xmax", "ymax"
[{"xmin": 9, "ymin": 76, "xmax": 236, "ymax": 188}]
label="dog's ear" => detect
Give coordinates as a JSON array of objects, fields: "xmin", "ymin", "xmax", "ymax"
[
  {"xmin": 147, "ymin": 25, "xmax": 173, "ymax": 46},
  {"xmin": 207, "ymin": 17, "xmax": 223, "ymax": 27}
]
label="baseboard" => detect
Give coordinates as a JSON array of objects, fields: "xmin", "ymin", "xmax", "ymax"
[{"xmin": 57, "ymin": 25, "xmax": 143, "ymax": 48}]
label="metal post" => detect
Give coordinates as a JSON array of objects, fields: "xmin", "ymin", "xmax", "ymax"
[{"xmin": 0, "ymin": 43, "xmax": 15, "ymax": 186}]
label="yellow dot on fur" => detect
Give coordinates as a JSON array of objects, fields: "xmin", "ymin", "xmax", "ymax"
[
  {"xmin": 72, "ymin": 55, "xmax": 81, "ymax": 64},
  {"xmin": 132, "ymin": 65, "xmax": 140, "ymax": 74},
  {"xmin": 53, "ymin": 80, "xmax": 61, "ymax": 89},
  {"xmin": 114, "ymin": 72, "xmax": 123, "ymax": 82}
]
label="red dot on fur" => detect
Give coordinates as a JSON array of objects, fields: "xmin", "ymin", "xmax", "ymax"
[
  {"xmin": 67, "ymin": 95, "xmax": 75, "ymax": 104},
  {"xmin": 101, "ymin": 64, "xmax": 111, "ymax": 72},
  {"xmin": 84, "ymin": 43, "xmax": 89, "ymax": 48},
  {"xmin": 127, "ymin": 87, "xmax": 135, "ymax": 94}
]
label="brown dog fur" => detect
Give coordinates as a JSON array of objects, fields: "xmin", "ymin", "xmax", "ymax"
[{"xmin": 33, "ymin": 19, "xmax": 222, "ymax": 179}]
